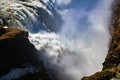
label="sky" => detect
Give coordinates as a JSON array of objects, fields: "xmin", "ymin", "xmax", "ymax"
[
  {"xmin": 55, "ymin": 0, "xmax": 101, "ymax": 34},
  {"xmin": 56, "ymin": 0, "xmax": 99, "ymax": 11}
]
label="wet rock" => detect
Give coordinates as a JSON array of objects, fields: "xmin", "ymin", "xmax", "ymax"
[{"xmin": 0, "ymin": 27, "xmax": 51, "ymax": 80}]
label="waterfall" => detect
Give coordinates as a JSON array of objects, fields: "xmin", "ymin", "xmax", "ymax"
[
  {"xmin": 0, "ymin": 0, "xmax": 62, "ymax": 32},
  {"xmin": 29, "ymin": 0, "xmax": 113, "ymax": 80},
  {"xmin": 0, "ymin": 0, "xmax": 113, "ymax": 80}
]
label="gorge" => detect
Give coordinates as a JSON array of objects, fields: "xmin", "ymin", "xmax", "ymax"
[{"xmin": 0, "ymin": 0, "xmax": 119, "ymax": 80}]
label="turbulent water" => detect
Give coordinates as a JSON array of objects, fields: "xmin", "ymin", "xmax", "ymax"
[{"xmin": 0, "ymin": 0, "xmax": 113, "ymax": 80}]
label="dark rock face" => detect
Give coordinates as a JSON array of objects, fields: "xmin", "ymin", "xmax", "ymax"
[
  {"xmin": 103, "ymin": 0, "xmax": 120, "ymax": 70},
  {"xmin": 0, "ymin": 27, "xmax": 51, "ymax": 80},
  {"xmin": 0, "ymin": 27, "xmax": 36, "ymax": 65},
  {"xmin": 82, "ymin": 0, "xmax": 120, "ymax": 80},
  {"xmin": 81, "ymin": 66, "xmax": 120, "ymax": 80},
  {"xmin": 103, "ymin": 27, "xmax": 120, "ymax": 70}
]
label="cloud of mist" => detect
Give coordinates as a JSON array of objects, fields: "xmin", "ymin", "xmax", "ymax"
[
  {"xmin": 57, "ymin": 0, "xmax": 113, "ymax": 79},
  {"xmin": 30, "ymin": 0, "xmax": 113, "ymax": 80}
]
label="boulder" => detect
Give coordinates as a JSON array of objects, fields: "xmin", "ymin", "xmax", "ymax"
[
  {"xmin": 0, "ymin": 27, "xmax": 36, "ymax": 66},
  {"xmin": 0, "ymin": 27, "xmax": 51, "ymax": 80}
]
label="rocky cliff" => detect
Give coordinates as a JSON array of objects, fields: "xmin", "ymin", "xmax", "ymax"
[
  {"xmin": 0, "ymin": 27, "xmax": 51, "ymax": 80},
  {"xmin": 82, "ymin": 0, "xmax": 120, "ymax": 80}
]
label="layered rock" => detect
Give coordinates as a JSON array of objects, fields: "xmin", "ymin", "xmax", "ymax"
[
  {"xmin": 0, "ymin": 27, "xmax": 51, "ymax": 80},
  {"xmin": 82, "ymin": 0, "xmax": 120, "ymax": 80}
]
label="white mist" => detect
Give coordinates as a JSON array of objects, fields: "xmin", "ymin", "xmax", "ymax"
[{"xmin": 29, "ymin": 0, "xmax": 113, "ymax": 80}]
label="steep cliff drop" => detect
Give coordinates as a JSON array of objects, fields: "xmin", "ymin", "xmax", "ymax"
[{"xmin": 0, "ymin": 0, "xmax": 114, "ymax": 80}]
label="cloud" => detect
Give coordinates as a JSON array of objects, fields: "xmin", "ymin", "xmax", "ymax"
[{"xmin": 56, "ymin": 0, "xmax": 72, "ymax": 6}]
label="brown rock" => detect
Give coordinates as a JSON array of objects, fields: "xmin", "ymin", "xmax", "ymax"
[
  {"xmin": 103, "ymin": 0, "xmax": 120, "ymax": 70},
  {"xmin": 0, "ymin": 27, "xmax": 36, "ymax": 65},
  {"xmin": 82, "ymin": 66, "xmax": 120, "ymax": 80},
  {"xmin": 0, "ymin": 27, "xmax": 51, "ymax": 80}
]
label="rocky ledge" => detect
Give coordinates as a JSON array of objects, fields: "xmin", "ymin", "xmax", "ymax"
[{"xmin": 0, "ymin": 27, "xmax": 51, "ymax": 80}]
